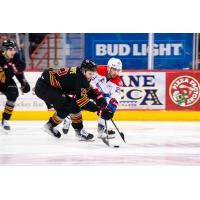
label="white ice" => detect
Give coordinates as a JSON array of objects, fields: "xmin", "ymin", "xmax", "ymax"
[{"xmin": 0, "ymin": 121, "xmax": 200, "ymax": 165}]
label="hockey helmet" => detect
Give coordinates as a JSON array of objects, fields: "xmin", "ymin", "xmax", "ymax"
[
  {"xmin": 80, "ymin": 59, "xmax": 97, "ymax": 72},
  {"xmin": 107, "ymin": 58, "xmax": 122, "ymax": 71},
  {"xmin": 2, "ymin": 39, "xmax": 17, "ymax": 51}
]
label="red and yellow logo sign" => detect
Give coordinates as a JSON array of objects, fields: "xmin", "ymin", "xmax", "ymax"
[{"xmin": 169, "ymin": 76, "xmax": 200, "ymax": 107}]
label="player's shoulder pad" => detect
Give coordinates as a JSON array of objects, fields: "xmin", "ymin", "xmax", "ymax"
[
  {"xmin": 97, "ymin": 65, "xmax": 108, "ymax": 76},
  {"xmin": 110, "ymin": 75, "xmax": 123, "ymax": 87}
]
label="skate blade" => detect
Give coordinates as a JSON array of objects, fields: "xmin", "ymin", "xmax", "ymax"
[
  {"xmin": 42, "ymin": 127, "xmax": 60, "ymax": 138},
  {"xmin": 79, "ymin": 139, "xmax": 95, "ymax": 142},
  {"xmin": 78, "ymin": 136, "xmax": 95, "ymax": 142},
  {"xmin": 97, "ymin": 136, "xmax": 115, "ymax": 139},
  {"xmin": 1, "ymin": 129, "xmax": 10, "ymax": 134},
  {"xmin": 62, "ymin": 130, "xmax": 69, "ymax": 134},
  {"xmin": 0, "ymin": 126, "xmax": 10, "ymax": 134}
]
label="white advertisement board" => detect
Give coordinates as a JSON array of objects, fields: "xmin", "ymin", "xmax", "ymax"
[
  {"xmin": 0, "ymin": 72, "xmax": 47, "ymax": 111},
  {"xmin": 0, "ymin": 71, "xmax": 166, "ymax": 111},
  {"xmin": 119, "ymin": 72, "xmax": 166, "ymax": 110}
]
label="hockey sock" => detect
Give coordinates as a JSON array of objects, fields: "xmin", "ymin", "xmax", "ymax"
[
  {"xmin": 2, "ymin": 100, "xmax": 15, "ymax": 120},
  {"xmin": 49, "ymin": 112, "xmax": 64, "ymax": 127},
  {"xmin": 70, "ymin": 112, "xmax": 83, "ymax": 130}
]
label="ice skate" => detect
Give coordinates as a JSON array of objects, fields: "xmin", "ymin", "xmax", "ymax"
[
  {"xmin": 1, "ymin": 119, "xmax": 11, "ymax": 133},
  {"xmin": 97, "ymin": 124, "xmax": 107, "ymax": 139},
  {"xmin": 75, "ymin": 129, "xmax": 94, "ymax": 141},
  {"xmin": 43, "ymin": 122, "xmax": 61, "ymax": 138},
  {"xmin": 62, "ymin": 118, "xmax": 71, "ymax": 134},
  {"xmin": 108, "ymin": 129, "xmax": 115, "ymax": 136},
  {"xmin": 97, "ymin": 124, "xmax": 115, "ymax": 139}
]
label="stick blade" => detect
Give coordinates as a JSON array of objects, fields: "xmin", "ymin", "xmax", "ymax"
[{"xmin": 120, "ymin": 132, "xmax": 126, "ymax": 143}]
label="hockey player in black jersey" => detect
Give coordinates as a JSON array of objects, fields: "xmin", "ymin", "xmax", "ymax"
[
  {"xmin": 0, "ymin": 40, "xmax": 30, "ymax": 131},
  {"xmin": 35, "ymin": 59, "xmax": 107, "ymax": 140}
]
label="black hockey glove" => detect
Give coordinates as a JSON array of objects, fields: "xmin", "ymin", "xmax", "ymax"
[
  {"xmin": 96, "ymin": 97, "xmax": 107, "ymax": 108},
  {"xmin": 100, "ymin": 107, "xmax": 114, "ymax": 120},
  {"xmin": 21, "ymin": 81, "xmax": 30, "ymax": 93}
]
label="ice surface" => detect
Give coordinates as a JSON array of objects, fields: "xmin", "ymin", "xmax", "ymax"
[{"xmin": 1, "ymin": 121, "xmax": 200, "ymax": 165}]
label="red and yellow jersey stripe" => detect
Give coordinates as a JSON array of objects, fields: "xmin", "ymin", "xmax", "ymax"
[
  {"xmin": 49, "ymin": 72, "xmax": 61, "ymax": 89},
  {"xmin": 76, "ymin": 95, "xmax": 90, "ymax": 108}
]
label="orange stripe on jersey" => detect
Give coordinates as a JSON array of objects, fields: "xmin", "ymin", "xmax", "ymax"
[
  {"xmin": 76, "ymin": 95, "xmax": 90, "ymax": 108},
  {"xmin": 76, "ymin": 95, "xmax": 88, "ymax": 104},
  {"xmin": 50, "ymin": 72, "xmax": 61, "ymax": 89}
]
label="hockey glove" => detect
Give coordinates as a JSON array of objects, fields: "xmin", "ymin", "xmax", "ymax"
[
  {"xmin": 100, "ymin": 107, "xmax": 114, "ymax": 120},
  {"xmin": 107, "ymin": 98, "xmax": 118, "ymax": 113},
  {"xmin": 96, "ymin": 97, "xmax": 107, "ymax": 108},
  {"xmin": 21, "ymin": 81, "xmax": 30, "ymax": 93},
  {"xmin": 94, "ymin": 90, "xmax": 107, "ymax": 108}
]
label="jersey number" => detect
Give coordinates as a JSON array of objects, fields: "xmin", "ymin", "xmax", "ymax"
[{"xmin": 70, "ymin": 67, "xmax": 77, "ymax": 74}]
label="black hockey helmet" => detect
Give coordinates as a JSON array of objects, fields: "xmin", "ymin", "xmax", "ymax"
[
  {"xmin": 2, "ymin": 39, "xmax": 17, "ymax": 51},
  {"xmin": 80, "ymin": 59, "xmax": 97, "ymax": 72}
]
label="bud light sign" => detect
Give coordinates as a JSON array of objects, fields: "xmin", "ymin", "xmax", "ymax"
[{"xmin": 85, "ymin": 33, "xmax": 194, "ymax": 70}]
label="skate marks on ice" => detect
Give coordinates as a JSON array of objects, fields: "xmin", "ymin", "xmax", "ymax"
[{"xmin": 1, "ymin": 121, "xmax": 200, "ymax": 165}]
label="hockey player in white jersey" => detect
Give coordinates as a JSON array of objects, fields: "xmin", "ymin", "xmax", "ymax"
[
  {"xmin": 90, "ymin": 58, "xmax": 122, "ymax": 138},
  {"xmin": 62, "ymin": 57, "xmax": 123, "ymax": 139}
]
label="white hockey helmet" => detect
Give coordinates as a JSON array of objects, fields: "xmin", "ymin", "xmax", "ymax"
[{"xmin": 107, "ymin": 58, "xmax": 122, "ymax": 71}]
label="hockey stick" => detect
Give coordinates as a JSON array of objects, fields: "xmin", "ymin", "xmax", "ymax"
[
  {"xmin": 111, "ymin": 119, "xmax": 125, "ymax": 143},
  {"xmin": 101, "ymin": 120, "xmax": 110, "ymax": 146},
  {"xmin": 15, "ymin": 33, "xmax": 23, "ymax": 61}
]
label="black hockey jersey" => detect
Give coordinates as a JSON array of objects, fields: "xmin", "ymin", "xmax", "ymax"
[
  {"xmin": 40, "ymin": 66, "xmax": 99, "ymax": 112},
  {"xmin": 0, "ymin": 52, "xmax": 26, "ymax": 85}
]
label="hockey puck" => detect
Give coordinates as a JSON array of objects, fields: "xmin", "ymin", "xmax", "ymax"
[{"xmin": 113, "ymin": 145, "xmax": 120, "ymax": 148}]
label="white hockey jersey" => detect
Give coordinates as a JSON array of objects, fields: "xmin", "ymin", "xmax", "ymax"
[{"xmin": 90, "ymin": 65, "xmax": 122, "ymax": 107}]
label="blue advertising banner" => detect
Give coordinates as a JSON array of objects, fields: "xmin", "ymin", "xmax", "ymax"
[{"xmin": 84, "ymin": 33, "xmax": 194, "ymax": 70}]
